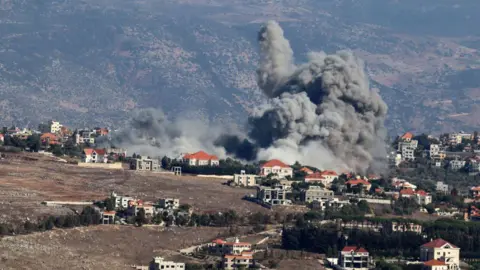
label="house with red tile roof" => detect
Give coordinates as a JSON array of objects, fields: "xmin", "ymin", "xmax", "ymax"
[
  {"xmin": 423, "ymin": 259, "xmax": 448, "ymax": 270},
  {"xmin": 339, "ymin": 246, "xmax": 371, "ymax": 270},
  {"xmin": 345, "ymin": 178, "xmax": 371, "ymax": 191},
  {"xmin": 401, "ymin": 132, "xmax": 414, "ymax": 142},
  {"xmin": 259, "ymin": 159, "xmax": 293, "ymax": 179},
  {"xmin": 420, "ymin": 238, "xmax": 460, "ymax": 270},
  {"xmin": 320, "ymin": 170, "xmax": 338, "ymax": 182},
  {"xmin": 222, "ymin": 251, "xmax": 255, "ymax": 270},
  {"xmin": 300, "ymin": 167, "xmax": 314, "ymax": 175},
  {"xmin": 183, "ymin": 151, "xmax": 219, "ymax": 166},
  {"xmin": 400, "ymin": 188, "xmax": 432, "ymax": 205},
  {"xmin": 208, "ymin": 237, "xmax": 252, "ymax": 256},
  {"xmin": 82, "ymin": 148, "xmax": 108, "ymax": 163},
  {"xmin": 40, "ymin": 133, "xmax": 59, "ymax": 145},
  {"xmin": 304, "ymin": 172, "xmax": 327, "ymax": 184}
]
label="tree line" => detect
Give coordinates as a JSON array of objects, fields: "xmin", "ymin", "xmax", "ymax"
[{"xmin": 282, "ymin": 218, "xmax": 480, "ymax": 258}]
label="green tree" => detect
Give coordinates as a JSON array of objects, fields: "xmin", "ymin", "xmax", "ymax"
[
  {"xmin": 26, "ymin": 135, "xmax": 41, "ymax": 152},
  {"xmin": 104, "ymin": 197, "xmax": 116, "ymax": 211},
  {"xmin": 51, "ymin": 144, "xmax": 64, "ymax": 156},
  {"xmin": 136, "ymin": 208, "xmax": 147, "ymax": 226}
]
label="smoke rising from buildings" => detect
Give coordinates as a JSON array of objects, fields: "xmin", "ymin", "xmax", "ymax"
[
  {"xmin": 220, "ymin": 20, "xmax": 389, "ymax": 173},
  {"xmin": 107, "ymin": 108, "xmax": 230, "ymax": 158},
  {"xmin": 111, "ymin": 20, "xmax": 388, "ymax": 174}
]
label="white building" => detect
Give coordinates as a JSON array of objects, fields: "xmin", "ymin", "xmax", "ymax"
[
  {"xmin": 183, "ymin": 151, "xmax": 219, "ymax": 166},
  {"xmin": 82, "ymin": 148, "xmax": 108, "ymax": 163},
  {"xmin": 259, "ymin": 159, "xmax": 293, "ymax": 179},
  {"xmin": 338, "ymin": 246, "xmax": 371, "ymax": 270},
  {"xmin": 420, "ymin": 239, "xmax": 460, "ymax": 270},
  {"xmin": 233, "ymin": 170, "xmax": 258, "ymax": 187},
  {"xmin": 449, "ymin": 160, "xmax": 466, "ymax": 171},
  {"xmin": 436, "ymin": 182, "xmax": 449, "ymax": 194},
  {"xmin": 223, "ymin": 251, "xmax": 255, "ymax": 270},
  {"xmin": 400, "ymin": 140, "xmax": 418, "ymax": 161},
  {"xmin": 209, "ymin": 238, "xmax": 252, "ymax": 256},
  {"xmin": 149, "ymin": 257, "xmax": 185, "ymax": 270},
  {"xmin": 158, "ymin": 198, "xmax": 179, "ymax": 210},
  {"xmin": 49, "ymin": 120, "xmax": 62, "ymax": 134},
  {"xmin": 430, "ymin": 144, "xmax": 440, "ymax": 157},
  {"xmin": 111, "ymin": 191, "xmax": 135, "ymax": 209}
]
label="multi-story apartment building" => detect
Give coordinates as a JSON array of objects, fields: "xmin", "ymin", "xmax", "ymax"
[
  {"xmin": 338, "ymin": 246, "xmax": 371, "ymax": 270},
  {"xmin": 420, "ymin": 238, "xmax": 460, "ymax": 270},
  {"xmin": 257, "ymin": 185, "xmax": 290, "ymax": 205},
  {"xmin": 223, "ymin": 251, "xmax": 255, "ymax": 270},
  {"xmin": 130, "ymin": 156, "xmax": 161, "ymax": 171},
  {"xmin": 232, "ymin": 170, "xmax": 258, "ymax": 187},
  {"xmin": 399, "ymin": 140, "xmax": 418, "ymax": 161},
  {"xmin": 436, "ymin": 181, "xmax": 449, "ymax": 194},
  {"xmin": 49, "ymin": 120, "xmax": 62, "ymax": 134},
  {"xmin": 301, "ymin": 186, "xmax": 334, "ymax": 203},
  {"xmin": 111, "ymin": 191, "xmax": 135, "ymax": 209},
  {"xmin": 158, "ymin": 198, "xmax": 180, "ymax": 210}
]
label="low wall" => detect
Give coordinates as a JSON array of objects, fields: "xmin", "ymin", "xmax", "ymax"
[
  {"xmin": 196, "ymin": 174, "xmax": 232, "ymax": 179},
  {"xmin": 361, "ymin": 198, "xmax": 392, "ymax": 205},
  {"xmin": 43, "ymin": 201, "xmax": 93, "ymax": 206},
  {"xmin": 77, "ymin": 162, "xmax": 123, "ymax": 169}
]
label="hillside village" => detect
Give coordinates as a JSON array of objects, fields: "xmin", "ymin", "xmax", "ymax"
[{"xmin": 2, "ymin": 122, "xmax": 480, "ymax": 269}]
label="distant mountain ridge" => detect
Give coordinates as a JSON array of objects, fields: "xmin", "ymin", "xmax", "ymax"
[{"xmin": 0, "ymin": 0, "xmax": 479, "ymax": 135}]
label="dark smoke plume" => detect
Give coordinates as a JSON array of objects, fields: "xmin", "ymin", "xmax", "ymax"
[{"xmin": 219, "ymin": 21, "xmax": 389, "ymax": 173}]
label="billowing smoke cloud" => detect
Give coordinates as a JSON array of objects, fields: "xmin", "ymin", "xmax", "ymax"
[
  {"xmin": 109, "ymin": 20, "xmax": 388, "ymax": 174},
  {"xmin": 106, "ymin": 108, "xmax": 231, "ymax": 158},
  {"xmin": 219, "ymin": 20, "xmax": 389, "ymax": 173}
]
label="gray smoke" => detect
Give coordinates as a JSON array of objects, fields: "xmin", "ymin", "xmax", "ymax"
[
  {"xmin": 107, "ymin": 108, "xmax": 231, "ymax": 158},
  {"xmin": 227, "ymin": 20, "xmax": 389, "ymax": 173}
]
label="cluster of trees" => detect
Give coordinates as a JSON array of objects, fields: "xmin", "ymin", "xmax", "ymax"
[
  {"xmin": 160, "ymin": 156, "xmax": 258, "ymax": 175},
  {"xmin": 0, "ymin": 206, "xmax": 102, "ymax": 236},
  {"xmin": 282, "ymin": 218, "xmax": 480, "ymax": 258}
]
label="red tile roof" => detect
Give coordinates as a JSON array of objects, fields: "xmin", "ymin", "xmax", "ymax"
[
  {"xmin": 342, "ymin": 246, "xmax": 368, "ymax": 253},
  {"xmin": 184, "ymin": 151, "xmax": 218, "ymax": 161},
  {"xmin": 421, "ymin": 238, "xmax": 458, "ymax": 249},
  {"xmin": 423, "ymin": 259, "xmax": 446, "ymax": 266},
  {"xmin": 346, "ymin": 179, "xmax": 370, "ymax": 186},
  {"xmin": 416, "ymin": 190, "xmax": 428, "ymax": 196},
  {"xmin": 83, "ymin": 148, "xmax": 107, "ymax": 156},
  {"xmin": 305, "ymin": 172, "xmax": 325, "ymax": 180},
  {"xmin": 300, "ymin": 167, "xmax": 314, "ymax": 174},
  {"xmin": 401, "ymin": 132, "xmax": 414, "ymax": 140},
  {"xmin": 261, "ymin": 159, "xmax": 290, "ymax": 168},
  {"xmin": 321, "ymin": 170, "xmax": 338, "ymax": 176},
  {"xmin": 400, "ymin": 188, "xmax": 416, "ymax": 196}
]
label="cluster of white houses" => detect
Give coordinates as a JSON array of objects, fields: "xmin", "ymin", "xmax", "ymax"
[
  {"xmin": 100, "ymin": 191, "xmax": 182, "ymax": 225},
  {"xmin": 332, "ymin": 238, "xmax": 460, "ymax": 270}
]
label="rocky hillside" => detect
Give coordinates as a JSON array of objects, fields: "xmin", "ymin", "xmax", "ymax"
[{"xmin": 0, "ymin": 0, "xmax": 479, "ymax": 134}]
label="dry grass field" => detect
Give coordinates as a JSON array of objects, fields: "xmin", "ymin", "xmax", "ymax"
[
  {"xmin": 0, "ymin": 225, "xmax": 238, "ymax": 270},
  {"xmin": 0, "ymin": 152, "xmax": 268, "ymax": 225}
]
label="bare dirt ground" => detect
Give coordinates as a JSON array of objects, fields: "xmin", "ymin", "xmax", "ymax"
[
  {"xmin": 0, "ymin": 225, "xmax": 237, "ymax": 270},
  {"xmin": 0, "ymin": 152, "xmax": 268, "ymax": 224}
]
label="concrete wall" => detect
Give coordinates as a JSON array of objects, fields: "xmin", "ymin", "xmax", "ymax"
[
  {"xmin": 361, "ymin": 198, "xmax": 392, "ymax": 205},
  {"xmin": 196, "ymin": 174, "xmax": 232, "ymax": 179},
  {"xmin": 77, "ymin": 162, "xmax": 123, "ymax": 169},
  {"xmin": 43, "ymin": 201, "xmax": 93, "ymax": 206}
]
